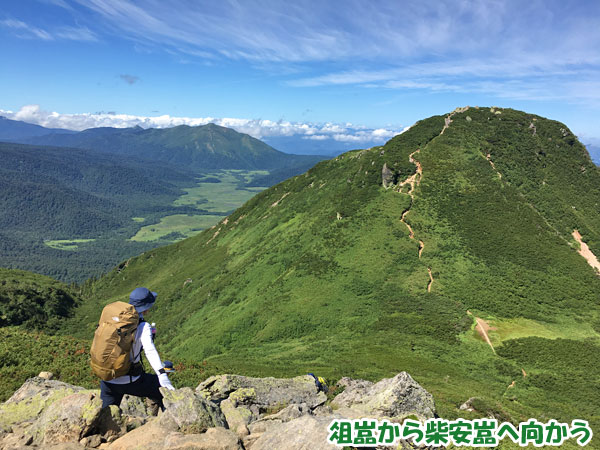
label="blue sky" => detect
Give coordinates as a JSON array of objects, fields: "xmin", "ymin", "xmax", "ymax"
[{"xmin": 1, "ymin": 0, "xmax": 599, "ymax": 150}]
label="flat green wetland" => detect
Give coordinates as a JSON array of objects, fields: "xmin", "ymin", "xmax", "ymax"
[
  {"xmin": 44, "ymin": 239, "xmax": 97, "ymax": 250},
  {"xmin": 131, "ymin": 170, "xmax": 268, "ymax": 242},
  {"xmin": 174, "ymin": 170, "xmax": 268, "ymax": 212},
  {"xmin": 130, "ymin": 214, "xmax": 225, "ymax": 241}
]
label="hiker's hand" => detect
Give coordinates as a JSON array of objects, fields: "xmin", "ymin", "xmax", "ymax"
[{"xmin": 159, "ymin": 373, "xmax": 175, "ymax": 390}]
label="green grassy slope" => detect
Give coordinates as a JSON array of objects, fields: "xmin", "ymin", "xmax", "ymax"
[
  {"xmin": 0, "ymin": 327, "xmax": 223, "ymax": 402},
  {"xmin": 0, "ymin": 270, "xmax": 220, "ymax": 402},
  {"xmin": 63, "ymin": 108, "xmax": 600, "ymax": 444}
]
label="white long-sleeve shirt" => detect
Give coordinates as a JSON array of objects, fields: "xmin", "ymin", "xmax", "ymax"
[{"xmin": 106, "ymin": 321, "xmax": 174, "ymax": 389}]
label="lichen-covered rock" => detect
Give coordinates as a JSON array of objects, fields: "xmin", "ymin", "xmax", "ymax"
[
  {"xmin": 312, "ymin": 404, "xmax": 333, "ymax": 416},
  {"xmin": 0, "ymin": 371, "xmax": 434, "ymax": 450},
  {"xmin": 197, "ymin": 374, "xmax": 326, "ymax": 413},
  {"xmin": 108, "ymin": 420, "xmax": 241, "ymax": 450},
  {"xmin": 158, "ymin": 387, "xmax": 226, "ymax": 434},
  {"xmin": 330, "ymin": 372, "xmax": 435, "ymax": 421},
  {"xmin": 0, "ymin": 377, "xmax": 85, "ymax": 430},
  {"xmin": 253, "ymin": 402, "xmax": 310, "ymax": 431},
  {"xmin": 220, "ymin": 398, "xmax": 251, "ymax": 437},
  {"xmin": 120, "ymin": 395, "xmax": 151, "ymax": 418},
  {"xmin": 27, "ymin": 391, "xmax": 120, "ymax": 445},
  {"xmin": 107, "ymin": 419, "xmax": 169, "ymax": 450},
  {"xmin": 118, "ymin": 395, "xmax": 152, "ymax": 431}
]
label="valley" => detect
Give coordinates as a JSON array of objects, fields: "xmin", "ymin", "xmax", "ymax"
[{"xmin": 0, "ymin": 121, "xmax": 324, "ymax": 282}]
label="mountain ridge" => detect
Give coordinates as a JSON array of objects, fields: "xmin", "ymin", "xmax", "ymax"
[
  {"xmin": 0, "ymin": 116, "xmax": 76, "ymax": 141},
  {"xmin": 15, "ymin": 121, "xmax": 324, "ymax": 171}
]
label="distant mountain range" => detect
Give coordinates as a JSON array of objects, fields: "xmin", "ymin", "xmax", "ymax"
[
  {"xmin": 0, "ymin": 116, "xmax": 76, "ymax": 141},
  {"xmin": 262, "ymin": 135, "xmax": 365, "ymax": 156},
  {"xmin": 0, "ymin": 117, "xmax": 324, "ymax": 171}
]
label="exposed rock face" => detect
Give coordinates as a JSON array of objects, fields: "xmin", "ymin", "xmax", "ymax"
[
  {"xmin": 1, "ymin": 372, "xmax": 435, "ymax": 450},
  {"xmin": 330, "ymin": 372, "xmax": 436, "ymax": 421},
  {"xmin": 459, "ymin": 396, "xmax": 478, "ymax": 412},
  {"xmin": 381, "ymin": 163, "xmax": 395, "ymax": 188}
]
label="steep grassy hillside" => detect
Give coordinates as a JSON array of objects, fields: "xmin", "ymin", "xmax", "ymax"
[
  {"xmin": 65, "ymin": 108, "xmax": 600, "ymax": 443},
  {"xmin": 22, "ymin": 123, "xmax": 324, "ymax": 171}
]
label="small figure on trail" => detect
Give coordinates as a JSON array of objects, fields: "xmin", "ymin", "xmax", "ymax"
[{"xmin": 90, "ymin": 287, "xmax": 175, "ymax": 413}]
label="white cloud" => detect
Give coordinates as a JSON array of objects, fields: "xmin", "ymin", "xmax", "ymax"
[
  {"xmin": 0, "ymin": 104, "xmax": 403, "ymax": 144},
  {"xmin": 55, "ymin": 25, "xmax": 98, "ymax": 41},
  {"xmin": 60, "ymin": 0, "xmax": 600, "ymax": 70},
  {"xmin": 304, "ymin": 135, "xmax": 329, "ymax": 141},
  {"xmin": 1, "ymin": 18, "xmax": 98, "ymax": 41},
  {"xmin": 1, "ymin": 19, "xmax": 53, "ymax": 40}
]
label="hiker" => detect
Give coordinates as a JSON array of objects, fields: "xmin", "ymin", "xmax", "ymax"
[{"xmin": 91, "ymin": 287, "xmax": 175, "ymax": 411}]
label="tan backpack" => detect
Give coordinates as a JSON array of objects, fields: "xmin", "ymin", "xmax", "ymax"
[{"xmin": 90, "ymin": 301, "xmax": 140, "ymax": 381}]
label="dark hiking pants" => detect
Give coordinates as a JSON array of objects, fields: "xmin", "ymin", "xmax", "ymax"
[{"xmin": 100, "ymin": 372, "xmax": 164, "ymax": 412}]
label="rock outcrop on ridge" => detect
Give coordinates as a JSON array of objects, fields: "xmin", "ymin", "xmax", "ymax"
[{"xmin": 0, "ymin": 372, "xmax": 435, "ymax": 450}]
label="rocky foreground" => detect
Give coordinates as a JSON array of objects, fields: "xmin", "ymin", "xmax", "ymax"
[{"xmin": 0, "ymin": 372, "xmax": 435, "ymax": 450}]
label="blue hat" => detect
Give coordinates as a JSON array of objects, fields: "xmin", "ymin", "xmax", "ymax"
[{"xmin": 129, "ymin": 287, "xmax": 157, "ymax": 313}]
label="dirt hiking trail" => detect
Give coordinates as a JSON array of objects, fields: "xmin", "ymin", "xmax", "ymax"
[
  {"xmin": 466, "ymin": 311, "xmax": 495, "ymax": 353},
  {"xmin": 397, "ymin": 149, "xmax": 434, "ymax": 292},
  {"xmin": 398, "ymin": 150, "xmax": 422, "ymax": 244},
  {"xmin": 572, "ymin": 230, "xmax": 600, "ymax": 273}
]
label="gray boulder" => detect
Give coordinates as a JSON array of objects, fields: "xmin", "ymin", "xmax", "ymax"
[
  {"xmin": 382, "ymin": 163, "xmax": 395, "ymax": 188},
  {"xmin": 119, "ymin": 395, "xmax": 153, "ymax": 431},
  {"xmin": 27, "ymin": 391, "xmax": 122, "ymax": 445},
  {"xmin": 0, "ymin": 377, "xmax": 85, "ymax": 430},
  {"xmin": 220, "ymin": 397, "xmax": 252, "ymax": 437},
  {"xmin": 330, "ymin": 372, "xmax": 435, "ymax": 421},
  {"xmin": 196, "ymin": 374, "xmax": 326, "ymax": 414}
]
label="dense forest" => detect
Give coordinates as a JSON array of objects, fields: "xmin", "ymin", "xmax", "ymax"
[{"xmin": 0, "ymin": 142, "xmax": 210, "ymax": 281}]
